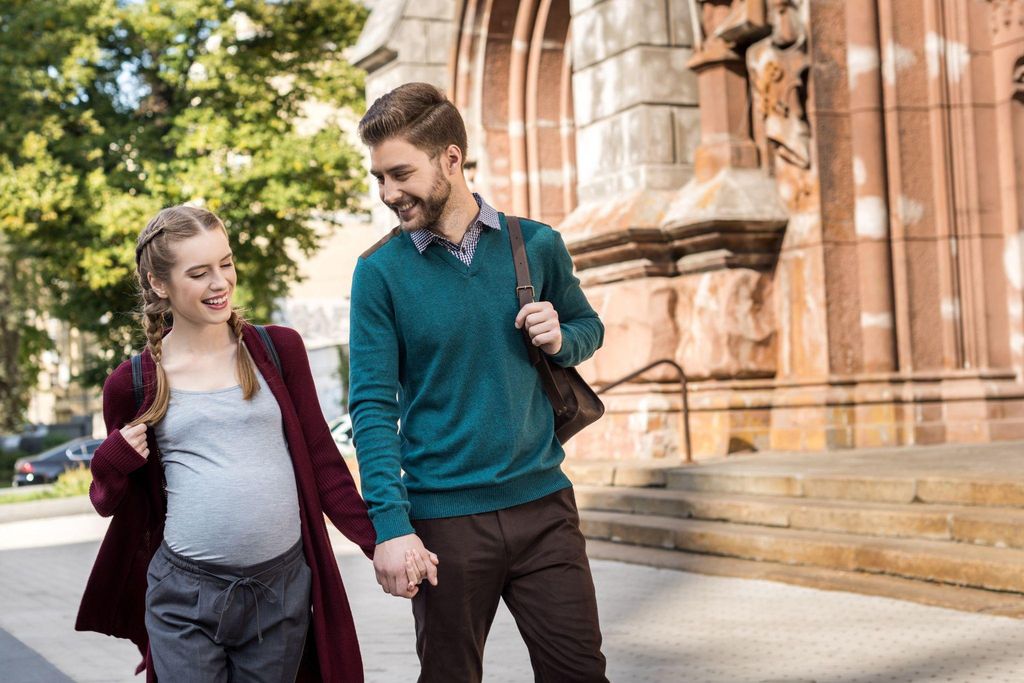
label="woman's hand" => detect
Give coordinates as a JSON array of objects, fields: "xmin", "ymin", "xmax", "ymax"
[
  {"xmin": 404, "ymin": 548, "xmax": 439, "ymax": 594},
  {"xmin": 119, "ymin": 423, "xmax": 150, "ymax": 459}
]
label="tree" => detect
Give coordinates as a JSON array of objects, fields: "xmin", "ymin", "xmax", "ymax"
[
  {"xmin": 0, "ymin": 0, "xmax": 114, "ymax": 429},
  {"xmin": 0, "ymin": 0, "xmax": 369, "ymax": 421}
]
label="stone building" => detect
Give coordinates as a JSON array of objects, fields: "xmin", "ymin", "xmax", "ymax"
[{"xmin": 351, "ymin": 0, "xmax": 1024, "ymax": 462}]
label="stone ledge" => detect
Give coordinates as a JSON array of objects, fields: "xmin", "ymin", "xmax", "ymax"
[
  {"xmin": 576, "ymin": 485, "xmax": 1024, "ymax": 549},
  {"xmin": 581, "ymin": 511, "xmax": 1024, "ymax": 593},
  {"xmin": 584, "ymin": 540, "xmax": 1024, "ymax": 618}
]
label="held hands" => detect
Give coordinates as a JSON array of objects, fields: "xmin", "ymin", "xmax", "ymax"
[
  {"xmin": 119, "ymin": 423, "xmax": 149, "ymax": 459},
  {"xmin": 374, "ymin": 534, "xmax": 439, "ymax": 599},
  {"xmin": 514, "ymin": 301, "xmax": 563, "ymax": 356}
]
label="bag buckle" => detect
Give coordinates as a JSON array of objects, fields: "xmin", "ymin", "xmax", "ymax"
[{"xmin": 516, "ymin": 285, "xmax": 534, "ymax": 297}]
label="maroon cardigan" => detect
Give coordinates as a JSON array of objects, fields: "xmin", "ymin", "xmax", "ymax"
[{"xmin": 75, "ymin": 324, "xmax": 377, "ymax": 682}]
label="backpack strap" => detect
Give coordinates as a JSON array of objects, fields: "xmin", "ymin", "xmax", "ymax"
[
  {"xmin": 253, "ymin": 325, "xmax": 283, "ymax": 376},
  {"xmin": 130, "ymin": 354, "xmax": 145, "ymax": 411}
]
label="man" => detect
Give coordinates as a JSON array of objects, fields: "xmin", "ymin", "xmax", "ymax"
[{"xmin": 350, "ymin": 82, "xmax": 607, "ymax": 682}]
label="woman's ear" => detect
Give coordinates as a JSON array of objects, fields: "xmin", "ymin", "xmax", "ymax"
[{"xmin": 148, "ymin": 272, "xmax": 169, "ymax": 299}]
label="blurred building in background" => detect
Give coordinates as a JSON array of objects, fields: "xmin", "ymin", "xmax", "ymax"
[
  {"xmin": 351, "ymin": 0, "xmax": 1024, "ymax": 462},
  {"xmin": 26, "ymin": 318, "xmax": 100, "ymax": 435},
  {"xmin": 274, "ymin": 215, "xmax": 372, "ymax": 423}
]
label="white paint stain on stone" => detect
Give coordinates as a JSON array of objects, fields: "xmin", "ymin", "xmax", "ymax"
[
  {"xmin": 787, "ymin": 212, "xmax": 818, "ymax": 243},
  {"xmin": 537, "ymin": 168, "xmax": 570, "ymax": 186},
  {"xmin": 855, "ymin": 196, "xmax": 888, "ymax": 239},
  {"xmin": 1004, "ymin": 232, "xmax": 1022, "ymax": 291},
  {"xmin": 847, "ymin": 44, "xmax": 880, "ymax": 88},
  {"xmin": 898, "ymin": 195, "xmax": 925, "ymax": 226},
  {"xmin": 779, "ymin": 181, "xmax": 796, "ymax": 203},
  {"xmin": 940, "ymin": 298, "xmax": 960, "ymax": 321},
  {"xmin": 853, "ymin": 157, "xmax": 867, "ymax": 187},
  {"xmin": 1012, "ymin": 333, "xmax": 1024, "ymax": 354},
  {"xmin": 750, "ymin": 45, "xmax": 773, "ymax": 73},
  {"xmin": 1009, "ymin": 297, "xmax": 1022, "ymax": 320},
  {"xmin": 861, "ymin": 312, "xmax": 893, "ymax": 329},
  {"xmin": 694, "ymin": 272, "xmax": 717, "ymax": 311},
  {"xmin": 882, "ymin": 41, "xmax": 916, "ymax": 86},
  {"xmin": 925, "ymin": 32, "xmax": 970, "ymax": 82}
]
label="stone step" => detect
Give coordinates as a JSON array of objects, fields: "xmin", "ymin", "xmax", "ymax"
[
  {"xmin": 564, "ymin": 460, "xmax": 676, "ymax": 488},
  {"xmin": 584, "ymin": 540, "xmax": 1024, "ymax": 618},
  {"xmin": 666, "ymin": 468, "xmax": 1024, "ymax": 507},
  {"xmin": 575, "ymin": 486, "xmax": 1024, "ymax": 549},
  {"xmin": 579, "ymin": 510, "xmax": 1024, "ymax": 593}
]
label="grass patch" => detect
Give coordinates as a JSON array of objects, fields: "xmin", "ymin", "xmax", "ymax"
[{"xmin": 0, "ymin": 466, "xmax": 91, "ymax": 505}]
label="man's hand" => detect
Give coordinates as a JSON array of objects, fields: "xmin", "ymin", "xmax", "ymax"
[
  {"xmin": 515, "ymin": 301, "xmax": 562, "ymax": 355},
  {"xmin": 374, "ymin": 534, "xmax": 439, "ymax": 599}
]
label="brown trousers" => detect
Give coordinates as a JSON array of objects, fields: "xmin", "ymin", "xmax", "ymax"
[{"xmin": 411, "ymin": 486, "xmax": 608, "ymax": 683}]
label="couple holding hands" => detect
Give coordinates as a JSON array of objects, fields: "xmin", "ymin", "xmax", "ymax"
[{"xmin": 76, "ymin": 83, "xmax": 608, "ymax": 683}]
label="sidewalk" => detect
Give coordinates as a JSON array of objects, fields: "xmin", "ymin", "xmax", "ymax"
[{"xmin": 1, "ymin": 513, "xmax": 1022, "ymax": 682}]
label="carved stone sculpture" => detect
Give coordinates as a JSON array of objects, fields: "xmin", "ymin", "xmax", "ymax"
[{"xmin": 747, "ymin": 0, "xmax": 811, "ymax": 169}]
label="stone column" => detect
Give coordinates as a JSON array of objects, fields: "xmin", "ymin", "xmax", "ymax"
[
  {"xmin": 845, "ymin": 0, "xmax": 898, "ymax": 373},
  {"xmin": 987, "ymin": 0, "xmax": 1024, "ymax": 375},
  {"xmin": 557, "ymin": 0, "xmax": 703, "ymax": 460}
]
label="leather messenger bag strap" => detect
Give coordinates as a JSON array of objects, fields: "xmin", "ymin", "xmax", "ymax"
[{"xmin": 506, "ymin": 215, "xmax": 570, "ymax": 414}]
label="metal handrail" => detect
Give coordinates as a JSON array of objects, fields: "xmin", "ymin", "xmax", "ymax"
[{"xmin": 596, "ymin": 359, "xmax": 693, "ymax": 464}]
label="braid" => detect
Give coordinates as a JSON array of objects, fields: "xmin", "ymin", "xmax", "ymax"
[
  {"xmin": 130, "ymin": 288, "xmax": 172, "ymax": 426},
  {"xmin": 143, "ymin": 290, "xmax": 169, "ymax": 364},
  {"xmin": 229, "ymin": 309, "xmax": 245, "ymax": 346},
  {"xmin": 230, "ymin": 309, "xmax": 260, "ymax": 399}
]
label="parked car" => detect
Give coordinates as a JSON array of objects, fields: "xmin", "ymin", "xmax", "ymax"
[
  {"xmin": 12, "ymin": 436, "xmax": 104, "ymax": 486},
  {"xmin": 0, "ymin": 432, "xmax": 21, "ymax": 452},
  {"xmin": 2, "ymin": 421, "xmax": 90, "ymax": 454},
  {"xmin": 329, "ymin": 414, "xmax": 355, "ymax": 458}
]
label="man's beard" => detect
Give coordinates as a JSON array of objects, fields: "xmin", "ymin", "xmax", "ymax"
[{"xmin": 390, "ymin": 170, "xmax": 452, "ymax": 232}]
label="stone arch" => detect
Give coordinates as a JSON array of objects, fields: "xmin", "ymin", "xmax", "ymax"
[{"xmin": 452, "ymin": 0, "xmax": 576, "ymax": 224}]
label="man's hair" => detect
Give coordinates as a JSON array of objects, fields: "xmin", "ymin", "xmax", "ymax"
[{"xmin": 358, "ymin": 82, "xmax": 468, "ymax": 162}]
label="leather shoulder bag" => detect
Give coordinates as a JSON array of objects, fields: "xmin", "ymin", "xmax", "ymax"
[{"xmin": 506, "ymin": 216, "xmax": 605, "ymax": 444}]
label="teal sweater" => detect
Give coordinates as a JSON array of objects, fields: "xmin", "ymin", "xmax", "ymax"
[{"xmin": 348, "ymin": 213, "xmax": 604, "ymax": 543}]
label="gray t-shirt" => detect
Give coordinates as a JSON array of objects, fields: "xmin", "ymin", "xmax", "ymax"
[{"xmin": 155, "ymin": 371, "xmax": 301, "ymax": 565}]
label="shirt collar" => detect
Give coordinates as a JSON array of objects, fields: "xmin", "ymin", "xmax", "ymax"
[{"xmin": 409, "ymin": 193, "xmax": 501, "ymax": 254}]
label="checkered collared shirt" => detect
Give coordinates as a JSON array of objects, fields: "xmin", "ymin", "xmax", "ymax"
[{"xmin": 408, "ymin": 194, "xmax": 501, "ymax": 266}]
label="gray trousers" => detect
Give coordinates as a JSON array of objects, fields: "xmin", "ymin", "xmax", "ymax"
[{"xmin": 145, "ymin": 540, "xmax": 312, "ymax": 683}]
